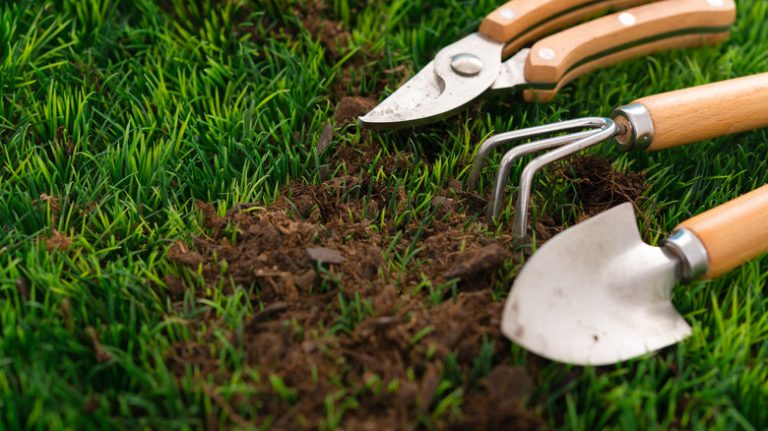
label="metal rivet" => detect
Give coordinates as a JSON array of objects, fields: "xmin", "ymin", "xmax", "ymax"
[
  {"xmin": 618, "ymin": 12, "xmax": 637, "ymax": 26},
  {"xmin": 707, "ymin": 0, "xmax": 724, "ymax": 6},
  {"xmin": 499, "ymin": 7, "xmax": 516, "ymax": 20},
  {"xmin": 450, "ymin": 53, "xmax": 483, "ymax": 76},
  {"xmin": 538, "ymin": 48, "xmax": 556, "ymax": 60}
]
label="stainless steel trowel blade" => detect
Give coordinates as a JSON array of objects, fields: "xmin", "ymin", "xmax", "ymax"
[{"xmin": 501, "ymin": 203, "xmax": 693, "ymax": 366}]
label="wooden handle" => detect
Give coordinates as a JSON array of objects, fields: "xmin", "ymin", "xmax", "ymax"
[
  {"xmin": 521, "ymin": 0, "xmax": 735, "ymax": 102},
  {"xmin": 679, "ymin": 185, "xmax": 768, "ymax": 279},
  {"xmin": 632, "ymin": 74, "xmax": 768, "ymax": 150},
  {"xmin": 479, "ymin": 0, "xmax": 652, "ymax": 57}
]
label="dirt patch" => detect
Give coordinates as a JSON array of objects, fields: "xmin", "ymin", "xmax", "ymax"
[
  {"xmin": 164, "ymin": 144, "xmax": 542, "ymax": 429},
  {"xmin": 560, "ymin": 155, "xmax": 647, "ymax": 218},
  {"xmin": 298, "ymin": 6, "xmax": 351, "ymax": 60},
  {"xmin": 528, "ymin": 155, "xmax": 647, "ymax": 241},
  {"xmin": 335, "ymin": 96, "xmax": 377, "ymax": 124},
  {"xmin": 45, "ymin": 229, "xmax": 72, "ymax": 252}
]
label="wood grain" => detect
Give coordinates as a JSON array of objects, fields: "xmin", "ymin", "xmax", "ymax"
[
  {"xmin": 635, "ymin": 73, "xmax": 768, "ymax": 150},
  {"xmin": 498, "ymin": 0, "xmax": 651, "ymax": 58},
  {"xmin": 522, "ymin": 0, "xmax": 736, "ymax": 100},
  {"xmin": 679, "ymin": 184, "xmax": 768, "ymax": 279},
  {"xmin": 523, "ymin": 32, "xmax": 728, "ymax": 102},
  {"xmin": 479, "ymin": 0, "xmax": 652, "ymax": 56},
  {"xmin": 480, "ymin": 0, "xmax": 599, "ymax": 44}
]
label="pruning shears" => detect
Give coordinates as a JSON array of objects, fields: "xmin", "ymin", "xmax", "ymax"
[{"xmin": 359, "ymin": 0, "xmax": 736, "ymax": 129}]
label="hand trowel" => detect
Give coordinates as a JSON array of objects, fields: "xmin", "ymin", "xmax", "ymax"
[{"xmin": 502, "ymin": 184, "xmax": 768, "ymax": 365}]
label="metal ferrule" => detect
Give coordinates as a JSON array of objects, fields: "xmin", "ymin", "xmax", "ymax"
[
  {"xmin": 662, "ymin": 228, "xmax": 709, "ymax": 282},
  {"xmin": 610, "ymin": 103, "xmax": 655, "ymax": 152}
]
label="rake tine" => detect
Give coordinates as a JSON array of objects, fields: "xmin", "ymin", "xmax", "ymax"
[
  {"xmin": 488, "ymin": 129, "xmax": 598, "ymax": 221},
  {"xmin": 469, "ymin": 118, "xmax": 611, "ymax": 191},
  {"xmin": 511, "ymin": 119, "xmax": 618, "ymax": 239}
]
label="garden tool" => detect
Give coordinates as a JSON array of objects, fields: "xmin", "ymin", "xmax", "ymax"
[
  {"xmin": 501, "ymin": 184, "xmax": 768, "ymax": 366},
  {"xmin": 359, "ymin": 0, "xmax": 735, "ymax": 129},
  {"xmin": 470, "ymin": 73, "xmax": 768, "ymax": 239}
]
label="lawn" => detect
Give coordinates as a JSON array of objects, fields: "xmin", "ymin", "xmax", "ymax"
[{"xmin": 1, "ymin": 0, "xmax": 767, "ymax": 429}]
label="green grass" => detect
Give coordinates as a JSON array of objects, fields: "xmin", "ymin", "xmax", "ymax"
[{"xmin": 1, "ymin": 0, "xmax": 767, "ymax": 429}]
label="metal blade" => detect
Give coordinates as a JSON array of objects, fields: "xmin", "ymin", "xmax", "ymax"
[
  {"xmin": 359, "ymin": 33, "xmax": 504, "ymax": 129},
  {"xmin": 491, "ymin": 48, "xmax": 529, "ymax": 91},
  {"xmin": 501, "ymin": 203, "xmax": 692, "ymax": 366}
]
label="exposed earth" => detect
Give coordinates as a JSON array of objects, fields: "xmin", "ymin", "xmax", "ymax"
[
  {"xmin": 165, "ymin": 139, "xmax": 646, "ymax": 429},
  {"xmin": 162, "ymin": 2, "xmax": 648, "ymax": 428}
]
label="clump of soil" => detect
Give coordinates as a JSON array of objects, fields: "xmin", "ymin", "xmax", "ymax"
[
  {"xmin": 275, "ymin": 0, "xmax": 352, "ymax": 60},
  {"xmin": 560, "ymin": 155, "xmax": 647, "ymax": 217},
  {"xmin": 525, "ymin": 155, "xmax": 648, "ymax": 241},
  {"xmin": 335, "ymin": 96, "xmax": 378, "ymax": 124},
  {"xmin": 165, "ymin": 145, "xmax": 542, "ymax": 429}
]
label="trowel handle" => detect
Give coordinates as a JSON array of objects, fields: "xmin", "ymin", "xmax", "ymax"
[
  {"xmin": 480, "ymin": 0, "xmax": 651, "ymax": 56},
  {"xmin": 630, "ymin": 73, "xmax": 768, "ymax": 150},
  {"xmin": 679, "ymin": 184, "xmax": 768, "ymax": 279}
]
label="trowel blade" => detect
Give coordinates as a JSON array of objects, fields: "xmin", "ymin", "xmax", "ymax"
[{"xmin": 501, "ymin": 203, "xmax": 692, "ymax": 366}]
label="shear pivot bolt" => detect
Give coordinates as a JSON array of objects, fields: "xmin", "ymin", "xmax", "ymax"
[
  {"xmin": 538, "ymin": 48, "xmax": 556, "ymax": 60},
  {"xmin": 451, "ymin": 53, "xmax": 483, "ymax": 76},
  {"xmin": 499, "ymin": 8, "xmax": 516, "ymax": 20}
]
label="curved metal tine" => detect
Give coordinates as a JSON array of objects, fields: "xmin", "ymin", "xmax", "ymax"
[
  {"xmin": 511, "ymin": 119, "xmax": 619, "ymax": 239},
  {"xmin": 488, "ymin": 129, "xmax": 597, "ymax": 221},
  {"xmin": 469, "ymin": 118, "xmax": 610, "ymax": 190}
]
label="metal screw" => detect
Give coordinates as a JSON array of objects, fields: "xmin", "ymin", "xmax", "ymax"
[
  {"xmin": 450, "ymin": 53, "xmax": 483, "ymax": 76},
  {"xmin": 618, "ymin": 12, "xmax": 637, "ymax": 26},
  {"xmin": 538, "ymin": 48, "xmax": 556, "ymax": 60},
  {"xmin": 499, "ymin": 8, "xmax": 516, "ymax": 20}
]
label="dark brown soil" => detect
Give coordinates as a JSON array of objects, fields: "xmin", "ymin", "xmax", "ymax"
[
  {"xmin": 45, "ymin": 229, "xmax": 72, "ymax": 252},
  {"xmin": 335, "ymin": 97, "xmax": 378, "ymax": 124},
  {"xmin": 299, "ymin": 11, "xmax": 351, "ymax": 60},
  {"xmin": 165, "ymin": 143, "xmax": 543, "ymax": 429},
  {"xmin": 299, "ymin": 1, "xmax": 408, "ymax": 100},
  {"xmin": 560, "ymin": 155, "xmax": 647, "ymax": 218},
  {"xmin": 510, "ymin": 155, "xmax": 648, "ymax": 242}
]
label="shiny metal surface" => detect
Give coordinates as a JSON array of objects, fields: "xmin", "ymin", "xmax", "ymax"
[
  {"xmin": 502, "ymin": 203, "xmax": 692, "ymax": 366},
  {"xmin": 511, "ymin": 119, "xmax": 617, "ymax": 239},
  {"xmin": 359, "ymin": 33, "xmax": 504, "ymax": 129},
  {"xmin": 468, "ymin": 118, "xmax": 608, "ymax": 190},
  {"xmin": 469, "ymin": 117, "xmax": 612, "ymax": 222},
  {"xmin": 488, "ymin": 131, "xmax": 596, "ymax": 220},
  {"xmin": 663, "ymin": 228, "xmax": 710, "ymax": 281},
  {"xmin": 611, "ymin": 102, "xmax": 655, "ymax": 150},
  {"xmin": 490, "ymin": 49, "xmax": 529, "ymax": 91},
  {"xmin": 450, "ymin": 53, "xmax": 483, "ymax": 76}
]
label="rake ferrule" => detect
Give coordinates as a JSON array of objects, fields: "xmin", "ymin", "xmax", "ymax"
[{"xmin": 611, "ymin": 103, "xmax": 655, "ymax": 151}]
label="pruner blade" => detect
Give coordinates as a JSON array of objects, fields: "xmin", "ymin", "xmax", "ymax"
[{"xmin": 359, "ymin": 33, "xmax": 504, "ymax": 129}]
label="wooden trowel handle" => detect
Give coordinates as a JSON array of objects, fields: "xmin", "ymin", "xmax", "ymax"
[
  {"xmin": 480, "ymin": 0, "xmax": 651, "ymax": 57},
  {"xmin": 679, "ymin": 184, "xmax": 768, "ymax": 279},
  {"xmin": 635, "ymin": 73, "xmax": 768, "ymax": 150}
]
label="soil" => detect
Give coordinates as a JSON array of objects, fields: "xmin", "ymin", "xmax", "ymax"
[
  {"xmin": 163, "ymin": 128, "xmax": 648, "ymax": 429},
  {"xmin": 159, "ymin": 4, "xmax": 648, "ymax": 428},
  {"xmin": 559, "ymin": 155, "xmax": 647, "ymax": 218},
  {"xmin": 298, "ymin": 1, "xmax": 409, "ymax": 101},
  {"xmin": 165, "ymin": 140, "xmax": 545, "ymax": 429},
  {"xmin": 335, "ymin": 97, "xmax": 378, "ymax": 124}
]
